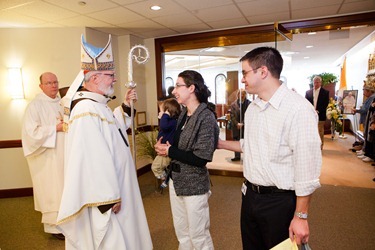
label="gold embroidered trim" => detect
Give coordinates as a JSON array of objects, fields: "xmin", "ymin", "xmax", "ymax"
[
  {"xmin": 64, "ymin": 112, "xmax": 115, "ymax": 133},
  {"xmin": 62, "ymin": 122, "xmax": 68, "ymax": 133},
  {"xmin": 81, "ymin": 62, "xmax": 115, "ymax": 71},
  {"xmin": 63, "ymin": 107, "xmax": 70, "ymax": 116},
  {"xmin": 56, "ymin": 198, "xmax": 121, "ymax": 225},
  {"xmin": 69, "ymin": 112, "xmax": 115, "ymax": 125}
]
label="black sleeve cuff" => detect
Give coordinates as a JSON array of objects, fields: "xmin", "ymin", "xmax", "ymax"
[
  {"xmin": 169, "ymin": 146, "xmax": 207, "ymax": 167},
  {"xmin": 121, "ymin": 103, "xmax": 136, "ymax": 116}
]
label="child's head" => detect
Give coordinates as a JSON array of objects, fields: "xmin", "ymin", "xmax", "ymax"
[
  {"xmin": 158, "ymin": 101, "xmax": 164, "ymax": 112},
  {"xmin": 163, "ymin": 98, "xmax": 181, "ymax": 119}
]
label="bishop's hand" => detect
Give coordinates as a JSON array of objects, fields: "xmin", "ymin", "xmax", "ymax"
[{"xmin": 124, "ymin": 88, "xmax": 137, "ymax": 106}]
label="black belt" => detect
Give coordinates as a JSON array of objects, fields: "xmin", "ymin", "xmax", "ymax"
[{"xmin": 245, "ymin": 180, "xmax": 294, "ymax": 194}]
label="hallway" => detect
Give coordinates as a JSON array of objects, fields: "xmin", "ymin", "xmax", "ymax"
[{"xmin": 208, "ymin": 131, "xmax": 375, "ymax": 189}]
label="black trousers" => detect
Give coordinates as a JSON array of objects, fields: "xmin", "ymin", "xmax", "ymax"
[
  {"xmin": 232, "ymin": 134, "xmax": 242, "ymax": 159},
  {"xmin": 241, "ymin": 184, "xmax": 296, "ymax": 250}
]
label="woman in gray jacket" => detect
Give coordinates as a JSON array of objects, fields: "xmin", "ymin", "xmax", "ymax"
[{"xmin": 155, "ymin": 70, "xmax": 219, "ymax": 250}]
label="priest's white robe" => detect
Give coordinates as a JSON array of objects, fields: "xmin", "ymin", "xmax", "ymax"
[
  {"xmin": 57, "ymin": 93, "xmax": 153, "ymax": 250},
  {"xmin": 21, "ymin": 92, "xmax": 65, "ymax": 232}
]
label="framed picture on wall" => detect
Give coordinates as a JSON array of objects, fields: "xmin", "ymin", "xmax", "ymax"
[
  {"xmin": 137, "ymin": 111, "xmax": 147, "ymax": 126},
  {"xmin": 342, "ymin": 90, "xmax": 358, "ymax": 114}
]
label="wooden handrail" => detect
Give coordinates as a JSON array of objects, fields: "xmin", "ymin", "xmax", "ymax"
[
  {"xmin": 0, "ymin": 125, "xmax": 156, "ymax": 149},
  {"xmin": 0, "ymin": 140, "xmax": 22, "ymax": 149}
]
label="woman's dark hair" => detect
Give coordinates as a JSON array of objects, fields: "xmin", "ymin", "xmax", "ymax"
[
  {"xmin": 240, "ymin": 47, "xmax": 283, "ymax": 79},
  {"xmin": 178, "ymin": 70, "xmax": 211, "ymax": 103}
]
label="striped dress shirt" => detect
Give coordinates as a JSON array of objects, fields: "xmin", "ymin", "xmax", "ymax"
[{"xmin": 240, "ymin": 84, "xmax": 321, "ymax": 196}]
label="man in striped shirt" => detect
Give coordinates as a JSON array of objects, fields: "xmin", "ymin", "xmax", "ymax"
[{"xmin": 218, "ymin": 47, "xmax": 321, "ymax": 250}]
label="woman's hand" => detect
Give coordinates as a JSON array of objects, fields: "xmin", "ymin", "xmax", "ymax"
[{"xmin": 154, "ymin": 137, "xmax": 170, "ymax": 156}]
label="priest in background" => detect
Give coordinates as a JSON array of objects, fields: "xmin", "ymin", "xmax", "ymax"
[{"xmin": 21, "ymin": 72, "xmax": 65, "ymax": 240}]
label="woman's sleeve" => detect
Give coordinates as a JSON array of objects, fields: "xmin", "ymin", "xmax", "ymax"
[
  {"xmin": 168, "ymin": 146, "xmax": 207, "ymax": 167},
  {"xmin": 168, "ymin": 111, "xmax": 217, "ymax": 167}
]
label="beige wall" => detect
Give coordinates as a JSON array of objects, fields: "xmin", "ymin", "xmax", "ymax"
[
  {"xmin": 0, "ymin": 28, "xmax": 84, "ymax": 190},
  {"xmin": 0, "ymin": 28, "xmax": 84, "ymax": 140},
  {"xmin": 340, "ymin": 31, "xmax": 375, "ymax": 132},
  {"xmin": 3, "ymin": 26, "xmax": 372, "ymax": 191},
  {"xmin": 0, "ymin": 28, "xmax": 157, "ymax": 190},
  {"xmin": 144, "ymin": 38, "xmax": 159, "ymax": 126}
]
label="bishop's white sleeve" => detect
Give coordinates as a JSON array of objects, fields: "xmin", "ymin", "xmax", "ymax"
[{"xmin": 113, "ymin": 106, "xmax": 132, "ymax": 131}]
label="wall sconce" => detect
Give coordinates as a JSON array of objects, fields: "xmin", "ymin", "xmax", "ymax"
[{"xmin": 8, "ymin": 68, "xmax": 25, "ymax": 99}]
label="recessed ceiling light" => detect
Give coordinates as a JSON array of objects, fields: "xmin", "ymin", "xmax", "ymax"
[
  {"xmin": 306, "ymin": 45, "xmax": 313, "ymax": 49},
  {"xmin": 304, "ymin": 56, "xmax": 310, "ymax": 59},
  {"xmin": 281, "ymin": 51, "xmax": 299, "ymax": 55},
  {"xmin": 150, "ymin": 5, "xmax": 161, "ymax": 11},
  {"xmin": 203, "ymin": 47, "xmax": 226, "ymax": 52}
]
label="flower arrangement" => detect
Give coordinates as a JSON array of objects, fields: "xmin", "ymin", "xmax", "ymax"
[{"xmin": 326, "ymin": 98, "xmax": 343, "ymax": 137}]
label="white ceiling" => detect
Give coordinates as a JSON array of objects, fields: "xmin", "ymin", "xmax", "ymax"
[
  {"xmin": 1, "ymin": 0, "xmax": 374, "ymax": 38},
  {"xmin": 164, "ymin": 26, "xmax": 375, "ymax": 71},
  {"xmin": 1, "ymin": 0, "xmax": 375, "ymax": 70}
]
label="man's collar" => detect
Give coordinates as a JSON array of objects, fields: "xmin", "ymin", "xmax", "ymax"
[{"xmin": 314, "ymin": 87, "xmax": 321, "ymax": 91}]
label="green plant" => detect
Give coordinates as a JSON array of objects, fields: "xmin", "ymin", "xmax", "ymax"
[
  {"xmin": 136, "ymin": 129, "xmax": 158, "ymax": 160},
  {"xmin": 308, "ymin": 72, "xmax": 338, "ymax": 87}
]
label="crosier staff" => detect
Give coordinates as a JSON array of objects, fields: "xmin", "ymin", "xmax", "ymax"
[{"xmin": 125, "ymin": 44, "xmax": 150, "ymax": 164}]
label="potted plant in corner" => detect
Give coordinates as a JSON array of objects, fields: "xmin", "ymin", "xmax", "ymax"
[{"xmin": 136, "ymin": 128, "xmax": 158, "ymax": 162}]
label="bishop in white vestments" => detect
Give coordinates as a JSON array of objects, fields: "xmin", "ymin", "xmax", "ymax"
[{"xmin": 57, "ymin": 35, "xmax": 153, "ymax": 250}]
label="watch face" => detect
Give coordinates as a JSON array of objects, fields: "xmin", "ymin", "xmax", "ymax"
[{"xmin": 296, "ymin": 212, "xmax": 308, "ymax": 219}]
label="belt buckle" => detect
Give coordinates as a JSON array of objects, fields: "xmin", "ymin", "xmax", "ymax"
[{"xmin": 252, "ymin": 183, "xmax": 261, "ymax": 194}]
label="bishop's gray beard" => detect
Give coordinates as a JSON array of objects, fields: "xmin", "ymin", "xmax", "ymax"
[{"xmin": 98, "ymin": 82, "xmax": 115, "ymax": 96}]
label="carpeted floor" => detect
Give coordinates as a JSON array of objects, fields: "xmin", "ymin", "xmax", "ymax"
[
  {"xmin": 1, "ymin": 133, "xmax": 375, "ymax": 249},
  {"xmin": 1, "ymin": 172, "xmax": 375, "ymax": 250}
]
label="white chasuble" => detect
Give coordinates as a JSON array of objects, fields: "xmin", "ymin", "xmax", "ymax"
[
  {"xmin": 57, "ymin": 94, "xmax": 152, "ymax": 250},
  {"xmin": 21, "ymin": 92, "xmax": 65, "ymax": 225}
]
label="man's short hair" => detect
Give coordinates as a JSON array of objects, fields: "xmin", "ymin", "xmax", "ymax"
[{"xmin": 240, "ymin": 47, "xmax": 283, "ymax": 79}]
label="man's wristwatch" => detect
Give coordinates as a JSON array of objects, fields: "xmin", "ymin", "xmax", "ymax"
[{"xmin": 295, "ymin": 212, "xmax": 308, "ymax": 219}]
